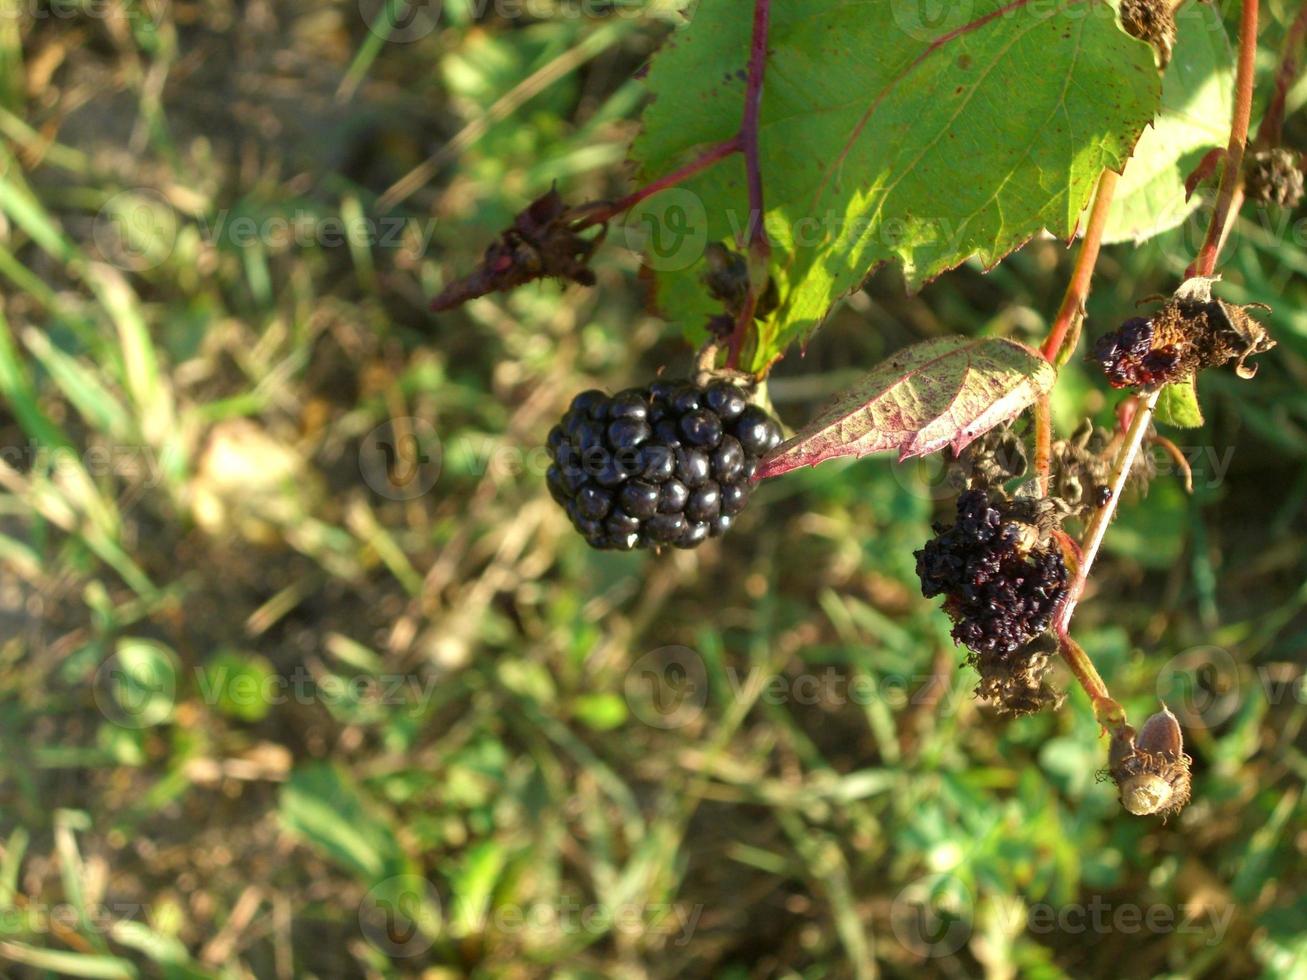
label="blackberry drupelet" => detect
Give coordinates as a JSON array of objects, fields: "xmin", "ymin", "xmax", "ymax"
[
  {"xmin": 915, "ymin": 489, "xmax": 1068, "ymax": 656},
  {"xmin": 546, "ymin": 381, "xmax": 782, "ymax": 550},
  {"xmin": 1091, "ymin": 317, "xmax": 1181, "ymax": 389}
]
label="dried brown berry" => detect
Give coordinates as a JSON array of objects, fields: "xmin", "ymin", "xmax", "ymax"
[
  {"xmin": 1106, "ymin": 706, "xmax": 1192, "ymax": 818},
  {"xmin": 1120, "ymin": 0, "xmax": 1179, "ymax": 69},
  {"xmin": 1244, "ymin": 147, "xmax": 1305, "ymax": 209},
  {"xmin": 1092, "ymin": 276, "xmax": 1275, "ymax": 390}
]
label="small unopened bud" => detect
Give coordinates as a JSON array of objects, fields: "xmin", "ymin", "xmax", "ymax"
[
  {"xmin": 1106, "ymin": 706, "xmax": 1192, "ymax": 819},
  {"xmin": 1136, "ymin": 704, "xmax": 1184, "ymax": 756}
]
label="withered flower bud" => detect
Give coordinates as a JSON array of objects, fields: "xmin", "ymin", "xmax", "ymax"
[
  {"xmin": 1107, "ymin": 706, "xmax": 1192, "ymax": 818},
  {"xmin": 1244, "ymin": 148, "xmax": 1305, "ymax": 209}
]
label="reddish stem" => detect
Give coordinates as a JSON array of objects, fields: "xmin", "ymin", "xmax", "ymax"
[
  {"xmin": 1041, "ymin": 169, "xmax": 1119, "ymax": 363},
  {"xmin": 577, "ymin": 137, "xmax": 742, "ymax": 227},
  {"xmin": 1051, "ymin": 1, "xmax": 1260, "ymax": 719},
  {"xmin": 740, "ymin": 0, "xmax": 771, "ymax": 253},
  {"xmin": 1255, "ymin": 0, "xmax": 1307, "ymax": 148},
  {"xmin": 1034, "ymin": 394, "xmax": 1053, "ymax": 496},
  {"xmin": 727, "ymin": 0, "xmax": 774, "ymax": 372},
  {"xmin": 1193, "ymin": 0, "xmax": 1260, "ymax": 277},
  {"xmin": 1058, "ymin": 633, "xmax": 1125, "ymax": 729}
]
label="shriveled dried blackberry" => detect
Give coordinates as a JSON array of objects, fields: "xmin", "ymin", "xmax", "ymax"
[
  {"xmin": 1092, "ymin": 316, "xmax": 1179, "ymax": 388},
  {"xmin": 915, "ymin": 489, "xmax": 1069, "ymax": 657},
  {"xmin": 1244, "ymin": 147, "xmax": 1305, "ymax": 208},
  {"xmin": 546, "ymin": 380, "xmax": 782, "ymax": 550},
  {"xmin": 1105, "ymin": 706, "xmax": 1192, "ymax": 818},
  {"xmin": 1091, "ymin": 277, "xmax": 1276, "ymax": 390}
]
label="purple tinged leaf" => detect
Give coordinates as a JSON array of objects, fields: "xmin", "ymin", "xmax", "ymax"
[{"xmin": 758, "ymin": 337, "xmax": 1055, "ymax": 479}]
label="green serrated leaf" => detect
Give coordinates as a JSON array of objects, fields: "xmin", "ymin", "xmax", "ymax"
[
  {"xmin": 1155, "ymin": 378, "xmax": 1204, "ymax": 427},
  {"xmin": 758, "ymin": 336, "xmax": 1055, "ymax": 476},
  {"xmin": 631, "ymin": 0, "xmax": 1161, "ymax": 370},
  {"xmin": 1103, "ymin": 3, "xmax": 1232, "ymax": 244}
]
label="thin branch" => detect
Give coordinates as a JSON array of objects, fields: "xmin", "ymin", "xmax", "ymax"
[
  {"xmin": 1254, "ymin": 0, "xmax": 1307, "ymax": 148},
  {"xmin": 1055, "ymin": 390, "xmax": 1160, "ymax": 633},
  {"xmin": 1058, "ymin": 633, "xmax": 1126, "ymax": 728},
  {"xmin": 741, "ymin": 0, "xmax": 771, "ymax": 253},
  {"xmin": 1052, "ymin": 0, "xmax": 1259, "ymax": 724},
  {"xmin": 575, "ymin": 137, "xmax": 742, "ymax": 227},
  {"xmin": 1034, "ymin": 394, "xmax": 1053, "ymax": 496},
  {"xmin": 727, "ymin": 0, "xmax": 774, "ymax": 372},
  {"xmin": 1041, "ymin": 168, "xmax": 1119, "ymax": 363},
  {"xmin": 1193, "ymin": 0, "xmax": 1260, "ymax": 277}
]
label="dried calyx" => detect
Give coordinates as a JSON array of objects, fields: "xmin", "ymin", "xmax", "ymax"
[
  {"xmin": 703, "ymin": 243, "xmax": 779, "ymax": 320},
  {"xmin": 1092, "ymin": 276, "xmax": 1276, "ymax": 390},
  {"xmin": 431, "ymin": 189, "xmax": 604, "ymax": 312},
  {"xmin": 1119, "ymin": 0, "xmax": 1183, "ymax": 69},
  {"xmin": 955, "ymin": 424, "xmax": 1028, "ymax": 491},
  {"xmin": 972, "ymin": 632, "xmax": 1066, "ymax": 717},
  {"xmin": 1106, "ymin": 706, "xmax": 1193, "ymax": 818},
  {"xmin": 1048, "ymin": 420, "xmax": 1157, "ymax": 522}
]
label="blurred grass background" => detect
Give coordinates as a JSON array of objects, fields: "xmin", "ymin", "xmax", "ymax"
[{"xmin": 0, "ymin": 0, "xmax": 1305, "ymax": 977}]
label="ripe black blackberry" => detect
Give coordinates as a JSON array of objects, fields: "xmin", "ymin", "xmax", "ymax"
[
  {"xmin": 545, "ymin": 380, "xmax": 782, "ymax": 550},
  {"xmin": 915, "ymin": 489, "xmax": 1068, "ymax": 656}
]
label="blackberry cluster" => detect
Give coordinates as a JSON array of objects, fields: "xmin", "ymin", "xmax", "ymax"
[
  {"xmin": 1091, "ymin": 317, "xmax": 1180, "ymax": 389},
  {"xmin": 915, "ymin": 490, "xmax": 1068, "ymax": 656},
  {"xmin": 545, "ymin": 380, "xmax": 782, "ymax": 550}
]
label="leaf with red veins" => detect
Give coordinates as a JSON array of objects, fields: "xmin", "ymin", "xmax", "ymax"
[
  {"xmin": 431, "ymin": 188, "xmax": 603, "ymax": 312},
  {"xmin": 757, "ymin": 337, "xmax": 1055, "ymax": 478}
]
